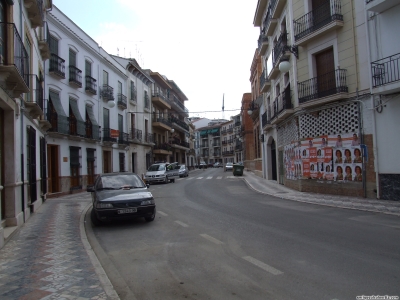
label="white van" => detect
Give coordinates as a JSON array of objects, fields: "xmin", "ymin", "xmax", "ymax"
[{"xmin": 145, "ymin": 162, "xmax": 179, "ymax": 184}]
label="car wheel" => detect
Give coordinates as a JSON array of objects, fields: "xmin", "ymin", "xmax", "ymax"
[
  {"xmin": 145, "ymin": 209, "xmax": 156, "ymax": 222},
  {"xmin": 90, "ymin": 208, "xmax": 102, "ymax": 226}
]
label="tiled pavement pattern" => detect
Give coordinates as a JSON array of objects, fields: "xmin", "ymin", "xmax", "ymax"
[
  {"xmin": 0, "ymin": 194, "xmax": 111, "ymax": 300},
  {"xmin": 242, "ymin": 170, "xmax": 400, "ymax": 216}
]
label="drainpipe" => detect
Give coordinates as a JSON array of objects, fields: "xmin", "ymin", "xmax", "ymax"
[{"xmin": 19, "ymin": 0, "xmax": 25, "ymax": 222}]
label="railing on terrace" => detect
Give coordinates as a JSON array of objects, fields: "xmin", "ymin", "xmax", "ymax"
[
  {"xmin": 129, "ymin": 128, "xmax": 142, "ymax": 141},
  {"xmin": 49, "ymin": 53, "xmax": 65, "ymax": 78},
  {"xmin": 102, "ymin": 128, "xmax": 117, "ymax": 142},
  {"xmin": 169, "ymin": 115, "xmax": 189, "ymax": 131},
  {"xmin": 101, "ymin": 84, "xmax": 114, "ymax": 100},
  {"xmin": 0, "ymin": 22, "xmax": 30, "ymax": 86},
  {"xmin": 27, "ymin": 74, "xmax": 44, "ymax": 111},
  {"xmin": 260, "ymin": 70, "xmax": 268, "ymax": 89},
  {"xmin": 262, "ymin": 110, "xmax": 271, "ymax": 128},
  {"xmin": 170, "ymin": 95, "xmax": 189, "ymax": 113},
  {"xmin": 154, "ymin": 143, "xmax": 172, "ymax": 151},
  {"xmin": 85, "ymin": 76, "xmax": 97, "ymax": 94},
  {"xmin": 258, "ymin": 34, "xmax": 268, "ymax": 49},
  {"xmin": 298, "ymin": 69, "xmax": 347, "ymax": 103},
  {"xmin": 222, "ymin": 150, "xmax": 234, "ymax": 156},
  {"xmin": 294, "ymin": 0, "xmax": 343, "ymax": 41},
  {"xmin": 69, "ymin": 65, "xmax": 82, "ymax": 87},
  {"xmin": 272, "ymin": 30, "xmax": 288, "ymax": 67},
  {"xmin": 371, "ymin": 53, "xmax": 400, "ymax": 88},
  {"xmin": 272, "ymin": 84, "xmax": 292, "ymax": 119},
  {"xmin": 117, "ymin": 93, "xmax": 127, "ymax": 109},
  {"xmin": 144, "ymin": 133, "xmax": 153, "ymax": 143},
  {"xmin": 263, "ymin": 0, "xmax": 277, "ymax": 31},
  {"xmin": 118, "ymin": 132, "xmax": 129, "ymax": 145},
  {"xmin": 152, "ymin": 90, "xmax": 169, "ymax": 103},
  {"xmin": 172, "ymin": 139, "xmax": 189, "ymax": 148},
  {"xmin": 154, "ymin": 117, "xmax": 172, "ymax": 127}
]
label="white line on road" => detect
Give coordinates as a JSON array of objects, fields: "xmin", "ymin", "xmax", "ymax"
[
  {"xmin": 187, "ymin": 177, "xmax": 194, "ymax": 180},
  {"xmin": 177, "ymin": 178, "xmax": 184, "ymax": 181},
  {"xmin": 200, "ymin": 234, "xmax": 224, "ymax": 245},
  {"xmin": 217, "ymin": 176, "xmax": 223, "ymax": 179},
  {"xmin": 197, "ymin": 177, "xmax": 203, "ymax": 179},
  {"xmin": 206, "ymin": 176, "xmax": 213, "ymax": 179},
  {"xmin": 158, "ymin": 211, "xmax": 168, "ymax": 216},
  {"xmin": 175, "ymin": 221, "xmax": 189, "ymax": 227},
  {"xmin": 242, "ymin": 256, "xmax": 283, "ymax": 275}
]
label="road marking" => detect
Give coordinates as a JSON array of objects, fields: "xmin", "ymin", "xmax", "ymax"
[
  {"xmin": 177, "ymin": 178, "xmax": 184, "ymax": 181},
  {"xmin": 175, "ymin": 221, "xmax": 188, "ymax": 227},
  {"xmin": 242, "ymin": 256, "xmax": 283, "ymax": 275},
  {"xmin": 196, "ymin": 177, "xmax": 203, "ymax": 179},
  {"xmin": 217, "ymin": 176, "xmax": 223, "ymax": 179},
  {"xmin": 187, "ymin": 177, "xmax": 194, "ymax": 180},
  {"xmin": 206, "ymin": 176, "xmax": 213, "ymax": 179},
  {"xmin": 158, "ymin": 211, "xmax": 168, "ymax": 216},
  {"xmin": 200, "ymin": 234, "xmax": 224, "ymax": 245},
  {"xmin": 227, "ymin": 176, "xmax": 238, "ymax": 179}
]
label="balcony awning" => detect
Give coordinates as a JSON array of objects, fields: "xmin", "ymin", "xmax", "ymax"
[
  {"xmin": 86, "ymin": 105, "xmax": 99, "ymax": 140},
  {"xmin": 49, "ymin": 90, "xmax": 68, "ymax": 134},
  {"xmin": 200, "ymin": 130, "xmax": 208, "ymax": 135},
  {"xmin": 69, "ymin": 98, "xmax": 85, "ymax": 136},
  {"xmin": 210, "ymin": 128, "xmax": 219, "ymax": 134}
]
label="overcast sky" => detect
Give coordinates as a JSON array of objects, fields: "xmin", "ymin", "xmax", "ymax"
[{"xmin": 52, "ymin": 0, "xmax": 259, "ymax": 120}]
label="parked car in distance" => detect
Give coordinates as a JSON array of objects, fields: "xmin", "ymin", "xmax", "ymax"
[
  {"xmin": 225, "ymin": 162, "xmax": 233, "ymax": 172},
  {"xmin": 145, "ymin": 162, "xmax": 179, "ymax": 184},
  {"xmin": 213, "ymin": 162, "xmax": 222, "ymax": 168},
  {"xmin": 199, "ymin": 162, "xmax": 208, "ymax": 169},
  {"xmin": 178, "ymin": 165, "xmax": 189, "ymax": 177},
  {"xmin": 87, "ymin": 172, "xmax": 156, "ymax": 226}
]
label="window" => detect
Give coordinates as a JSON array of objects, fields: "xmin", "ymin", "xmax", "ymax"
[
  {"xmin": 130, "ymin": 80, "xmax": 136, "ymax": 101},
  {"xmin": 69, "ymin": 49, "xmax": 76, "ymax": 67},
  {"xmin": 70, "ymin": 146, "xmax": 81, "ymax": 189},
  {"xmin": 103, "ymin": 70, "xmax": 109, "ymax": 85},
  {"xmin": 87, "ymin": 148, "xmax": 96, "ymax": 186},
  {"xmin": 85, "ymin": 60, "xmax": 92, "ymax": 77},
  {"xmin": 118, "ymin": 81, "xmax": 122, "ymax": 94},
  {"xmin": 27, "ymin": 126, "xmax": 37, "ymax": 203},
  {"xmin": 119, "ymin": 153, "xmax": 125, "ymax": 172},
  {"xmin": 49, "ymin": 35, "xmax": 58, "ymax": 54}
]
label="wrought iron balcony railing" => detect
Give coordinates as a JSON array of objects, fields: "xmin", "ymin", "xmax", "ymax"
[
  {"xmin": 298, "ymin": 69, "xmax": 348, "ymax": 103},
  {"xmin": 69, "ymin": 118, "xmax": 85, "ymax": 137},
  {"xmin": 262, "ymin": 110, "xmax": 271, "ymax": 128},
  {"xmin": 118, "ymin": 132, "xmax": 129, "ymax": 145},
  {"xmin": 117, "ymin": 93, "xmax": 127, "ymax": 109},
  {"xmin": 101, "ymin": 84, "xmax": 114, "ymax": 100},
  {"xmin": 263, "ymin": 0, "xmax": 277, "ymax": 32},
  {"xmin": 272, "ymin": 30, "xmax": 288, "ymax": 67},
  {"xmin": 258, "ymin": 34, "xmax": 268, "ymax": 50},
  {"xmin": 271, "ymin": 84, "xmax": 292, "ymax": 119},
  {"xmin": 222, "ymin": 150, "xmax": 234, "ymax": 156},
  {"xmin": 85, "ymin": 76, "xmax": 97, "ymax": 95},
  {"xmin": 0, "ymin": 22, "xmax": 30, "ymax": 87},
  {"xmin": 260, "ymin": 70, "xmax": 269, "ymax": 90},
  {"xmin": 144, "ymin": 133, "xmax": 153, "ymax": 143},
  {"xmin": 154, "ymin": 143, "xmax": 172, "ymax": 151},
  {"xmin": 129, "ymin": 128, "xmax": 142, "ymax": 141},
  {"xmin": 221, "ymin": 129, "xmax": 227, "ymax": 135},
  {"xmin": 371, "ymin": 53, "xmax": 400, "ymax": 88},
  {"xmin": 171, "ymin": 139, "xmax": 189, "ymax": 148},
  {"xmin": 169, "ymin": 114, "xmax": 189, "ymax": 131},
  {"xmin": 85, "ymin": 122, "xmax": 100, "ymax": 140},
  {"xmin": 154, "ymin": 117, "xmax": 172, "ymax": 127},
  {"xmin": 46, "ymin": 109, "xmax": 68, "ymax": 134},
  {"xmin": 294, "ymin": 0, "xmax": 343, "ymax": 41},
  {"xmin": 69, "ymin": 65, "xmax": 82, "ymax": 87},
  {"xmin": 102, "ymin": 128, "xmax": 117, "ymax": 142},
  {"xmin": 49, "ymin": 53, "xmax": 65, "ymax": 78},
  {"xmin": 26, "ymin": 74, "xmax": 44, "ymax": 112}
]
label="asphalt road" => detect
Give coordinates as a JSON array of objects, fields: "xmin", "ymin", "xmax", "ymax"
[{"xmin": 88, "ymin": 167, "xmax": 400, "ymax": 300}]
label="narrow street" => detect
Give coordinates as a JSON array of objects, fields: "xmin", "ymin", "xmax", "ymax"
[{"xmin": 88, "ymin": 168, "xmax": 400, "ymax": 300}]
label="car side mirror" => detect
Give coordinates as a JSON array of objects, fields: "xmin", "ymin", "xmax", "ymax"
[{"xmin": 87, "ymin": 186, "xmax": 94, "ymax": 192}]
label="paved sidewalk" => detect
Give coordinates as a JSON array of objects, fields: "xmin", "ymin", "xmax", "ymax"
[
  {"xmin": 241, "ymin": 170, "xmax": 400, "ymax": 216},
  {"xmin": 0, "ymin": 194, "xmax": 119, "ymax": 300}
]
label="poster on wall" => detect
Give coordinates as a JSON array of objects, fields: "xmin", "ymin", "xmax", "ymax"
[{"xmin": 284, "ymin": 132, "xmax": 362, "ymax": 183}]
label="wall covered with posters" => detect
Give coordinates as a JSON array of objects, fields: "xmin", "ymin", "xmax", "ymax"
[{"xmin": 284, "ymin": 133, "xmax": 363, "ymax": 183}]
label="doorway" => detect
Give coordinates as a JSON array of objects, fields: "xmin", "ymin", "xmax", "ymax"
[
  {"xmin": 271, "ymin": 139, "xmax": 277, "ymax": 181},
  {"xmin": 47, "ymin": 145, "xmax": 60, "ymax": 193},
  {"xmin": 131, "ymin": 153, "xmax": 136, "ymax": 173},
  {"xmin": 103, "ymin": 150, "xmax": 111, "ymax": 173}
]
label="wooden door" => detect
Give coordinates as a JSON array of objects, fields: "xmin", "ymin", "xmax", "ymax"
[{"xmin": 315, "ymin": 48, "xmax": 335, "ymax": 98}]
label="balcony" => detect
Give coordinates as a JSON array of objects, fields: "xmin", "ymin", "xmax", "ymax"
[
  {"xmin": 38, "ymin": 21, "xmax": 50, "ymax": 60},
  {"xmin": 169, "ymin": 94, "xmax": 189, "ymax": 116},
  {"xmin": 264, "ymin": 1, "xmax": 279, "ymax": 36},
  {"xmin": 222, "ymin": 140, "xmax": 227, "ymax": 145},
  {"xmin": 213, "ymin": 142, "xmax": 220, "ymax": 147},
  {"xmin": 152, "ymin": 117, "xmax": 172, "ymax": 131},
  {"xmin": 213, "ymin": 151, "xmax": 221, "ymax": 157},
  {"xmin": 222, "ymin": 150, "xmax": 234, "ymax": 156},
  {"xmin": 85, "ymin": 76, "xmax": 97, "ymax": 95},
  {"xmin": 294, "ymin": 0, "xmax": 343, "ymax": 46},
  {"xmin": 201, "ymin": 143, "xmax": 208, "ymax": 148},
  {"xmin": 235, "ymin": 143, "xmax": 243, "ymax": 151},
  {"xmin": 130, "ymin": 85, "xmax": 137, "ymax": 104},
  {"xmin": 117, "ymin": 93, "xmax": 127, "ymax": 109},
  {"xmin": 0, "ymin": 23, "xmax": 30, "ymax": 97},
  {"xmin": 298, "ymin": 68, "xmax": 348, "ymax": 107},
  {"xmin": 144, "ymin": 133, "xmax": 153, "ymax": 144},
  {"xmin": 169, "ymin": 114, "xmax": 189, "ymax": 132},
  {"xmin": 262, "ymin": 110, "xmax": 272, "ymax": 130},
  {"xmin": 102, "ymin": 128, "xmax": 117, "ymax": 143},
  {"xmin": 85, "ymin": 123, "xmax": 100, "ymax": 140},
  {"xmin": 258, "ymin": 33, "xmax": 269, "ymax": 55},
  {"xmin": 25, "ymin": 74, "xmax": 44, "ymax": 119},
  {"xmin": 371, "ymin": 53, "xmax": 400, "ymax": 94},
  {"xmin": 260, "ymin": 70, "xmax": 271, "ymax": 93},
  {"xmin": 69, "ymin": 66, "xmax": 82, "ymax": 88},
  {"xmin": 39, "ymin": 104, "xmax": 51, "ymax": 131},
  {"xmin": 118, "ymin": 132, "xmax": 129, "ymax": 145},
  {"xmin": 49, "ymin": 53, "xmax": 65, "ymax": 79},
  {"xmin": 153, "ymin": 143, "xmax": 172, "ymax": 155},
  {"xmin": 46, "ymin": 109, "xmax": 68, "ymax": 135},
  {"xmin": 101, "ymin": 84, "xmax": 114, "ymax": 100},
  {"xmin": 171, "ymin": 138, "xmax": 189, "ymax": 150},
  {"xmin": 129, "ymin": 128, "xmax": 142, "ymax": 142},
  {"xmin": 366, "ymin": 0, "xmax": 398, "ymax": 13},
  {"xmin": 202, "ymin": 152, "xmax": 209, "ymax": 158},
  {"xmin": 271, "ymin": 84, "xmax": 293, "ymax": 124},
  {"xmin": 24, "ymin": 0, "xmax": 44, "ymax": 28},
  {"xmin": 152, "ymin": 90, "xmax": 171, "ymax": 109},
  {"xmin": 270, "ymin": 31, "xmax": 292, "ymax": 77},
  {"xmin": 68, "ymin": 118, "xmax": 85, "ymax": 138},
  {"xmin": 227, "ymin": 139, "xmax": 233, "ymax": 144}
]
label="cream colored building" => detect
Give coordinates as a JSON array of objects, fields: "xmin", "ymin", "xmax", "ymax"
[{"xmin": 254, "ymin": 0, "xmax": 374, "ymax": 197}]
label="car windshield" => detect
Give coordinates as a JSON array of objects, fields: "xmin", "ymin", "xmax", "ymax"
[
  {"xmin": 98, "ymin": 174, "xmax": 145, "ymax": 189},
  {"xmin": 180, "ymin": 165, "xmax": 185, "ymax": 169},
  {"xmin": 148, "ymin": 164, "xmax": 165, "ymax": 171},
  {"xmin": 227, "ymin": 163, "xmax": 233, "ymax": 166}
]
